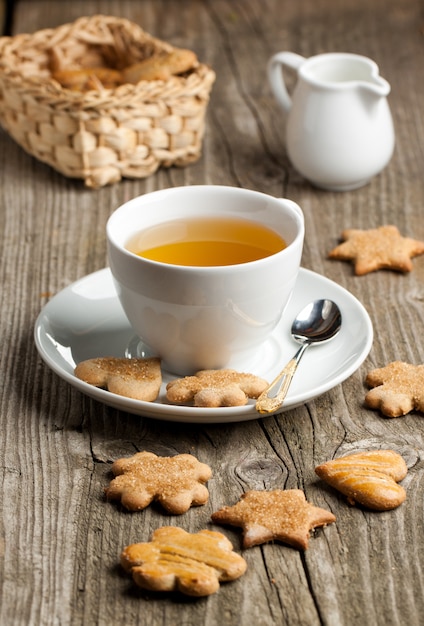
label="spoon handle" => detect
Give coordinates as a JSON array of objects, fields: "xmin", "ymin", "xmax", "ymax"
[{"xmin": 255, "ymin": 343, "xmax": 309, "ymax": 414}]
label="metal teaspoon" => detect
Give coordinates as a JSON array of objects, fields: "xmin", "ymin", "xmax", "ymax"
[{"xmin": 256, "ymin": 299, "xmax": 342, "ymax": 414}]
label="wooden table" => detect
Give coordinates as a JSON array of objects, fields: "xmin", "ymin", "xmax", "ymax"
[{"xmin": 1, "ymin": 1, "xmax": 424, "ymax": 624}]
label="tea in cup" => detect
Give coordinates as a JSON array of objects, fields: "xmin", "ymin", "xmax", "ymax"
[{"xmin": 107, "ymin": 185, "xmax": 304, "ymax": 375}]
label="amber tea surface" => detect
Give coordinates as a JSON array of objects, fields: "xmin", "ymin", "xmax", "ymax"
[{"xmin": 126, "ymin": 217, "xmax": 287, "ymax": 266}]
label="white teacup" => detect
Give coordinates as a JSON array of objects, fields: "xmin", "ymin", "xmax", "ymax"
[{"xmin": 107, "ymin": 185, "xmax": 304, "ymax": 375}]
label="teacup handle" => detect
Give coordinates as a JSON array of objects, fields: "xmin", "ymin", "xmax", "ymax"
[{"xmin": 267, "ymin": 52, "xmax": 306, "ymax": 112}]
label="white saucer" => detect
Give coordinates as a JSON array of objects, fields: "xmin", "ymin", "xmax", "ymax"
[{"xmin": 34, "ymin": 268, "xmax": 373, "ymax": 424}]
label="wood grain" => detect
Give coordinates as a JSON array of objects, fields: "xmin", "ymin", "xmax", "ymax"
[{"xmin": 1, "ymin": 0, "xmax": 424, "ymax": 624}]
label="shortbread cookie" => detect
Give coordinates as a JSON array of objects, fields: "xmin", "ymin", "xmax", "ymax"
[
  {"xmin": 74, "ymin": 357, "xmax": 161, "ymax": 401},
  {"xmin": 211, "ymin": 489, "xmax": 336, "ymax": 549},
  {"xmin": 52, "ymin": 67, "xmax": 122, "ymax": 91},
  {"xmin": 166, "ymin": 369, "xmax": 268, "ymax": 407},
  {"xmin": 315, "ymin": 450, "xmax": 407, "ymax": 510},
  {"xmin": 121, "ymin": 526, "xmax": 247, "ymax": 596},
  {"xmin": 122, "ymin": 49, "xmax": 198, "ymax": 83},
  {"xmin": 105, "ymin": 451, "xmax": 212, "ymax": 514},
  {"xmin": 52, "ymin": 49, "xmax": 198, "ymax": 91},
  {"xmin": 328, "ymin": 225, "xmax": 424, "ymax": 275},
  {"xmin": 365, "ymin": 361, "xmax": 424, "ymax": 417}
]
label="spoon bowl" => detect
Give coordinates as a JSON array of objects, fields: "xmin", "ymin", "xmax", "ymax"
[{"xmin": 256, "ymin": 299, "xmax": 342, "ymax": 414}]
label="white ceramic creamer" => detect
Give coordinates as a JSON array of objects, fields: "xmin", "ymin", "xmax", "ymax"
[{"xmin": 268, "ymin": 52, "xmax": 395, "ymax": 191}]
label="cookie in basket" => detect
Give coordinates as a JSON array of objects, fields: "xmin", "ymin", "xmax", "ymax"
[
  {"xmin": 51, "ymin": 48, "xmax": 198, "ymax": 90},
  {"xmin": 121, "ymin": 48, "xmax": 198, "ymax": 83}
]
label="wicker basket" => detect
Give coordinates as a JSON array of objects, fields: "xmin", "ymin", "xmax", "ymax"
[{"xmin": 0, "ymin": 15, "xmax": 216, "ymax": 188}]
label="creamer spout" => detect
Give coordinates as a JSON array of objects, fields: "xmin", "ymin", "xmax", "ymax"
[{"xmin": 362, "ymin": 75, "xmax": 391, "ymax": 97}]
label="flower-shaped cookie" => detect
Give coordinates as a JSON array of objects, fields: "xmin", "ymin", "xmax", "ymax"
[
  {"xmin": 211, "ymin": 489, "xmax": 336, "ymax": 549},
  {"xmin": 105, "ymin": 451, "xmax": 212, "ymax": 514},
  {"xmin": 166, "ymin": 369, "xmax": 268, "ymax": 407},
  {"xmin": 365, "ymin": 361, "xmax": 424, "ymax": 417},
  {"xmin": 121, "ymin": 526, "xmax": 247, "ymax": 596},
  {"xmin": 328, "ymin": 225, "xmax": 424, "ymax": 275}
]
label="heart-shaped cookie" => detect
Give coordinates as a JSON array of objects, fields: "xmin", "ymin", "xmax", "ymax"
[
  {"xmin": 74, "ymin": 356, "xmax": 161, "ymax": 401},
  {"xmin": 315, "ymin": 450, "xmax": 407, "ymax": 511}
]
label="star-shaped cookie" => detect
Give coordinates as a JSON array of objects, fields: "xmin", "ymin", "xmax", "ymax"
[
  {"xmin": 211, "ymin": 489, "xmax": 336, "ymax": 549},
  {"xmin": 105, "ymin": 451, "xmax": 212, "ymax": 514},
  {"xmin": 365, "ymin": 361, "xmax": 424, "ymax": 417},
  {"xmin": 328, "ymin": 225, "xmax": 424, "ymax": 275}
]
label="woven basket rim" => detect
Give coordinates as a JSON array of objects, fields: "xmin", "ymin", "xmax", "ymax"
[{"xmin": 0, "ymin": 64, "xmax": 216, "ymax": 108}]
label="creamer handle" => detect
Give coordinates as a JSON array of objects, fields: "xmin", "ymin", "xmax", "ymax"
[{"xmin": 267, "ymin": 52, "xmax": 306, "ymax": 112}]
